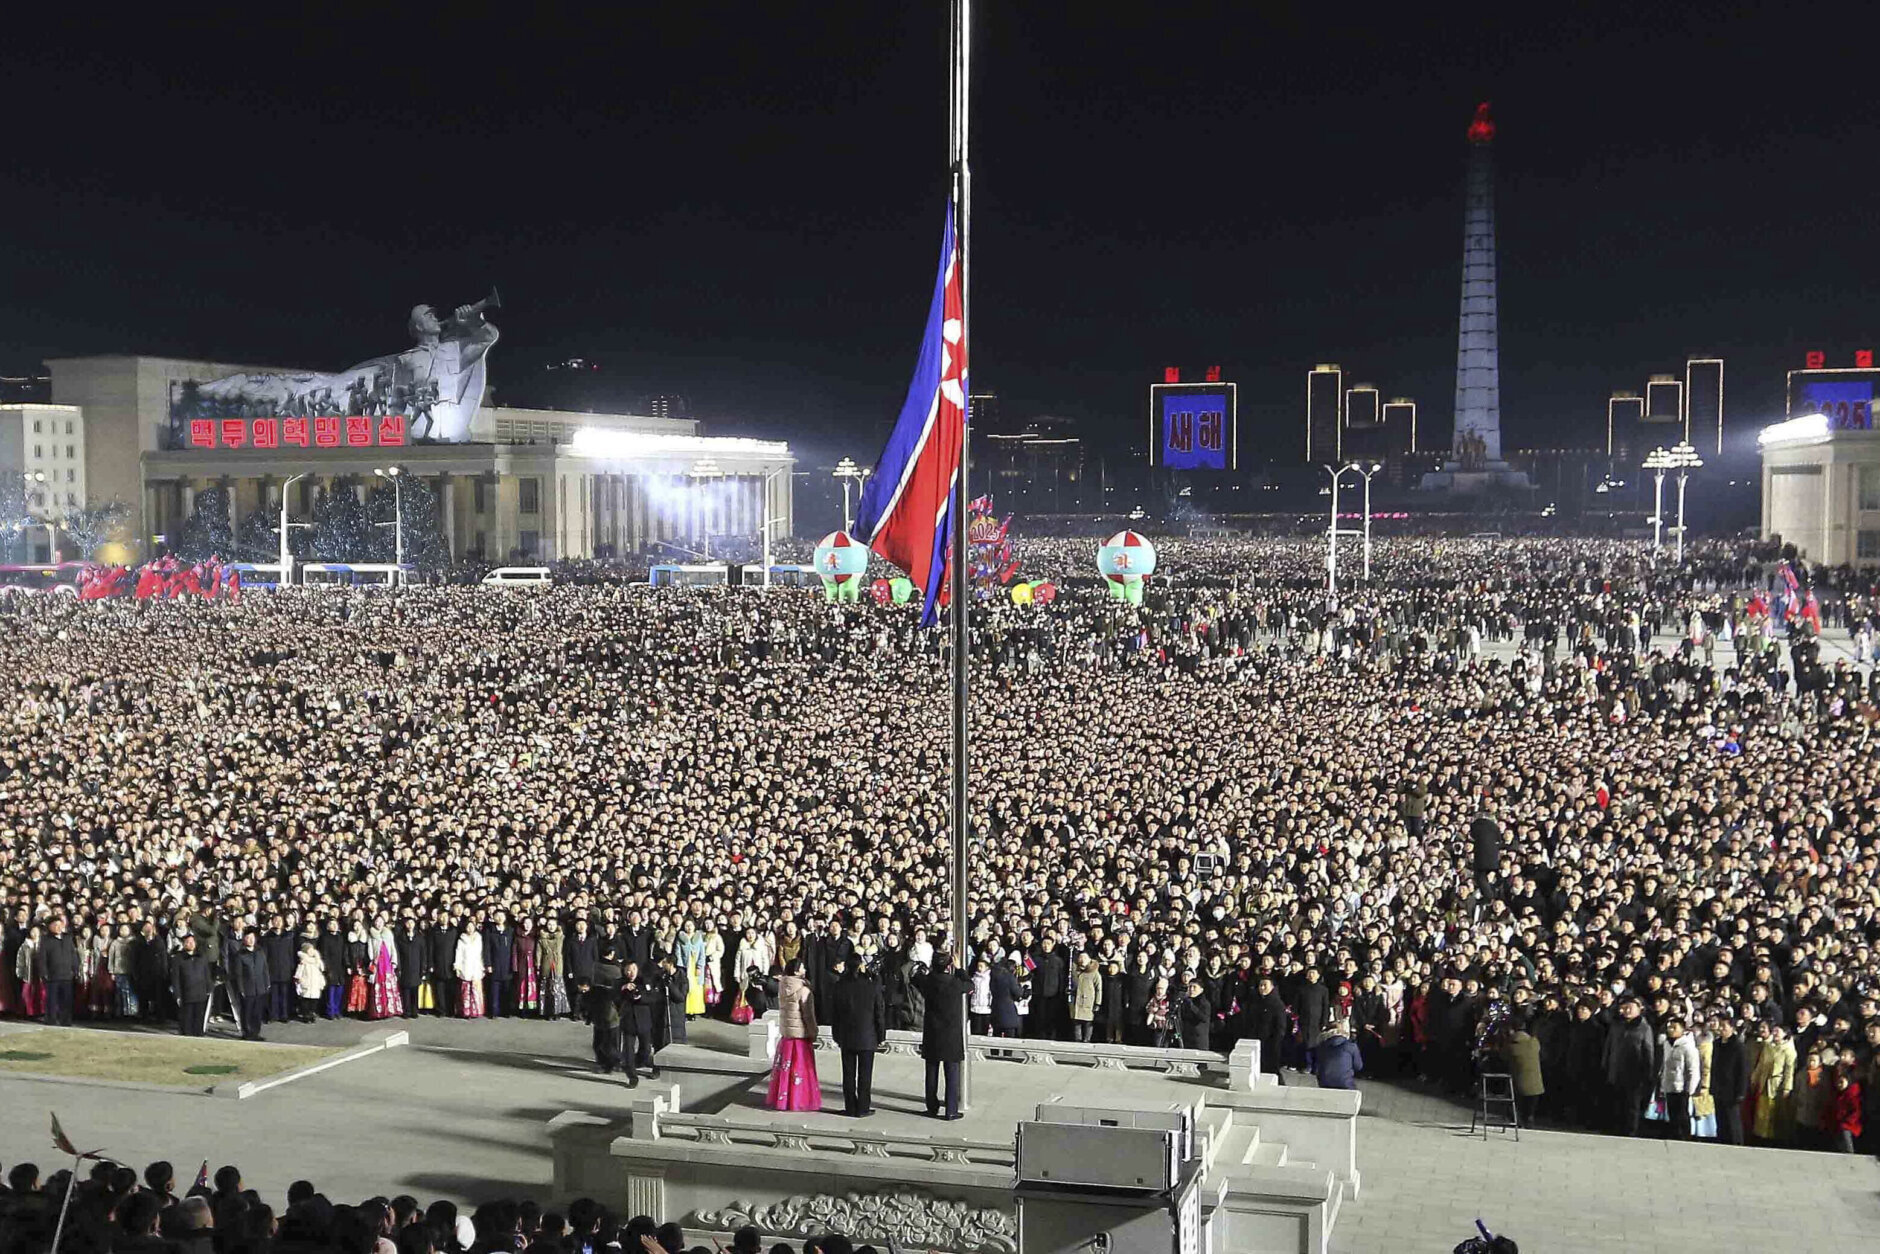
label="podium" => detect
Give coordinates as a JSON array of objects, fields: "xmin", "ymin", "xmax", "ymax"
[{"xmin": 1014, "ymin": 1103, "xmax": 1205, "ymax": 1254}]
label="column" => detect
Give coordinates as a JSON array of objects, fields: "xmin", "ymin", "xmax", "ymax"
[{"xmin": 439, "ymin": 475, "xmax": 457, "ymax": 558}]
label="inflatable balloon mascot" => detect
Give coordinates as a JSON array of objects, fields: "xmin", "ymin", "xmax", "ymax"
[
  {"xmin": 1097, "ymin": 529, "xmax": 1156, "ymax": 605},
  {"xmin": 813, "ymin": 530, "xmax": 869, "ymax": 603}
]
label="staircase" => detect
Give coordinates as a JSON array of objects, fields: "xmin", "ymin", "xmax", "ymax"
[{"xmin": 1196, "ymin": 1099, "xmax": 1345, "ymax": 1254}]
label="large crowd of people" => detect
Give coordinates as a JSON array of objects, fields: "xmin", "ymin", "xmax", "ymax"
[
  {"xmin": 0, "ymin": 1156, "xmax": 830, "ymax": 1254},
  {"xmin": 3, "ymin": 536, "xmax": 1880, "ymax": 1153}
]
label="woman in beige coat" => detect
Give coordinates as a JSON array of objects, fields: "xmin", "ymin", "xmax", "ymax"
[{"xmin": 1071, "ymin": 955, "xmax": 1104, "ymax": 1042}]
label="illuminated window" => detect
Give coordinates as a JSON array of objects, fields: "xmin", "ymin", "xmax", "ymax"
[
  {"xmin": 1861, "ymin": 465, "xmax": 1880, "ymax": 512},
  {"xmin": 519, "ymin": 478, "xmax": 540, "ymax": 514}
]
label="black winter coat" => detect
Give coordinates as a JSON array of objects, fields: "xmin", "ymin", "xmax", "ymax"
[
  {"xmin": 990, "ymin": 967, "xmax": 1028, "ymax": 1032},
  {"xmin": 917, "ymin": 967, "xmax": 972, "ymax": 1062},
  {"xmin": 1709, "ymin": 1033, "xmax": 1750, "ymax": 1105},
  {"xmin": 831, "ymin": 971, "xmax": 887, "ymax": 1051}
]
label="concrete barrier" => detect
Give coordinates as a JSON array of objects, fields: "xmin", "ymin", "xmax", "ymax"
[{"xmin": 746, "ymin": 1012, "xmax": 1252, "ymax": 1080}]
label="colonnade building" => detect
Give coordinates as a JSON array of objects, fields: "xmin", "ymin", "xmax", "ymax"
[{"xmin": 42, "ymin": 355, "xmax": 792, "ymax": 563}]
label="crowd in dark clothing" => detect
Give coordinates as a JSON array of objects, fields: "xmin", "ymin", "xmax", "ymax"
[
  {"xmin": 4, "ymin": 537, "xmax": 1880, "ymax": 1153},
  {"xmin": 0, "ymin": 1157, "xmax": 863, "ymax": 1254}
]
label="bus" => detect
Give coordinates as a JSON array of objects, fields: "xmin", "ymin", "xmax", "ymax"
[
  {"xmin": 226, "ymin": 562, "xmax": 289, "ymax": 591},
  {"xmin": 734, "ymin": 563, "xmax": 819, "ymax": 588},
  {"xmin": 648, "ymin": 563, "xmax": 731, "ymax": 588},
  {"xmin": 298, "ymin": 563, "xmax": 414, "ymax": 588},
  {"xmin": 0, "ymin": 563, "xmax": 93, "ymax": 598}
]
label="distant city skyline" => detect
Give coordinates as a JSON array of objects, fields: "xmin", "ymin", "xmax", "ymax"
[{"xmin": 3, "ymin": 9, "xmax": 1875, "ymax": 462}]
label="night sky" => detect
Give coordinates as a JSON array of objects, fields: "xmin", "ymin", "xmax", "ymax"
[{"xmin": 2, "ymin": 7, "xmax": 1874, "ymax": 464}]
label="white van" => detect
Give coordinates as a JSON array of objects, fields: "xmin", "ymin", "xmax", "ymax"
[{"xmin": 481, "ymin": 566, "xmax": 554, "ymax": 586}]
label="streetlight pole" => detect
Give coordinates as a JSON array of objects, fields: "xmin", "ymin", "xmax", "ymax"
[
  {"xmin": 374, "ymin": 468, "xmax": 405, "ymax": 581},
  {"xmin": 1667, "ymin": 441, "xmax": 1703, "ymax": 565},
  {"xmin": 833, "ymin": 457, "xmax": 866, "ymax": 533},
  {"xmin": 279, "ymin": 473, "xmax": 307, "ymax": 582},
  {"xmin": 688, "ymin": 458, "xmax": 725, "ymax": 560},
  {"xmin": 1322, "ymin": 465, "xmax": 1341, "ymax": 602},
  {"xmin": 759, "ymin": 466, "xmax": 789, "ymax": 589},
  {"xmin": 1358, "ymin": 462, "xmax": 1381, "ymax": 582},
  {"xmin": 1642, "ymin": 447, "xmax": 1674, "ymax": 556}
]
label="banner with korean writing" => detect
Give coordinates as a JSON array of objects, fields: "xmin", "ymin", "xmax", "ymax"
[
  {"xmin": 185, "ymin": 414, "xmax": 410, "ymax": 450},
  {"xmin": 166, "ymin": 296, "xmax": 497, "ymax": 448}
]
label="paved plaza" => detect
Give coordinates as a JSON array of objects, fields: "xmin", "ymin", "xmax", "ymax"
[{"xmin": 2, "ymin": 1015, "xmax": 1877, "ymax": 1252}]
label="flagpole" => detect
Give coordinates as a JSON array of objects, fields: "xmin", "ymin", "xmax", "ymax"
[{"xmin": 949, "ymin": 0, "xmax": 973, "ymax": 1110}]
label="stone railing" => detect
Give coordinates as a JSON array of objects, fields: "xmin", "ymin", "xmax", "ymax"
[
  {"xmin": 648, "ymin": 1111, "xmax": 1014, "ymax": 1168},
  {"xmin": 747, "ymin": 1013, "xmax": 1267, "ymax": 1086}
]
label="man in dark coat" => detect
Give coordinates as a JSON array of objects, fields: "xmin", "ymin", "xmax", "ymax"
[
  {"xmin": 653, "ymin": 954, "xmax": 688, "ymax": 1047},
  {"xmin": 319, "ymin": 917, "xmax": 348, "ymax": 1019},
  {"xmin": 810, "ymin": 919, "xmax": 851, "ymax": 1021},
  {"xmin": 427, "ymin": 912, "xmax": 457, "ymax": 1017},
  {"xmin": 585, "ymin": 959, "xmax": 623, "ymax": 1074},
  {"xmin": 1177, "ymin": 979, "xmax": 1213, "ymax": 1053},
  {"xmin": 1603, "ymin": 996, "xmax": 1657, "ymax": 1136},
  {"xmin": 566, "ymin": 918, "xmax": 599, "ymax": 1021},
  {"xmin": 1122, "ymin": 953, "xmax": 1155, "ymax": 1046},
  {"xmin": 36, "ymin": 916, "xmax": 79, "ymax": 1026},
  {"xmin": 262, "ymin": 919, "xmax": 296, "ymax": 1023},
  {"xmin": 1470, "ymin": 800, "xmax": 1503, "ymax": 897},
  {"xmin": 1422, "ymin": 974, "xmax": 1474, "ymax": 1092},
  {"xmin": 618, "ymin": 960, "xmax": 657, "ymax": 1082},
  {"xmin": 171, "ymin": 933, "xmax": 213, "ymax": 1036},
  {"xmin": 1293, "ymin": 967, "xmax": 1332, "ymax": 1072},
  {"xmin": 1707, "ymin": 1015, "xmax": 1750, "ymax": 1145},
  {"xmin": 134, "ymin": 922, "xmax": 171, "ymax": 1022},
  {"xmin": 483, "ymin": 913, "xmax": 514, "ymax": 1019},
  {"xmin": 394, "ymin": 920, "xmax": 427, "ymax": 1019},
  {"xmin": 1027, "ymin": 938, "xmax": 1067, "ymax": 1040},
  {"xmin": 1241, "ymin": 974, "xmax": 1289, "ymax": 1077},
  {"xmin": 228, "ymin": 929, "xmax": 271, "ymax": 1041},
  {"xmin": 620, "ymin": 911, "xmax": 653, "ymax": 970},
  {"xmin": 1563, "ymin": 1000, "xmax": 1609, "ymax": 1128},
  {"xmin": 917, "ymin": 952, "xmax": 972, "ymax": 1119},
  {"xmin": 829, "ymin": 958, "xmax": 887, "ymax": 1117}
]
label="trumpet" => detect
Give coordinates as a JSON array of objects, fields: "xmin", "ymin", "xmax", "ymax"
[{"xmin": 446, "ymin": 286, "xmax": 502, "ymax": 327}]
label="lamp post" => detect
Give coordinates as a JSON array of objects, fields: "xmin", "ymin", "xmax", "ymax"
[
  {"xmin": 21, "ymin": 471, "xmax": 54, "ymax": 562},
  {"xmin": 1642, "ymin": 447, "xmax": 1675, "ymax": 555},
  {"xmin": 833, "ymin": 457, "xmax": 870, "ymax": 533},
  {"xmin": 1666, "ymin": 441, "xmax": 1703, "ymax": 564},
  {"xmin": 688, "ymin": 458, "xmax": 725, "ymax": 560},
  {"xmin": 1355, "ymin": 462, "xmax": 1382, "ymax": 582},
  {"xmin": 1323, "ymin": 462, "xmax": 1379, "ymax": 599},
  {"xmin": 279, "ymin": 473, "xmax": 309, "ymax": 583},
  {"xmin": 373, "ymin": 467, "xmax": 405, "ymax": 581},
  {"xmin": 1322, "ymin": 465, "xmax": 1342, "ymax": 602},
  {"xmin": 759, "ymin": 466, "xmax": 790, "ymax": 589}
]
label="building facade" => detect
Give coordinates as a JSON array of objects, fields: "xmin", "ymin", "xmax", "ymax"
[
  {"xmin": 1759, "ymin": 414, "xmax": 1880, "ymax": 565},
  {"xmin": 44, "ymin": 355, "xmax": 791, "ymax": 564},
  {"xmin": 1, "ymin": 401, "xmax": 87, "ymax": 560}
]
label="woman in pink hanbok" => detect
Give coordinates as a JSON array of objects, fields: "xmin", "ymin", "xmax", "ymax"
[
  {"xmin": 367, "ymin": 918, "xmax": 403, "ymax": 1020},
  {"xmin": 765, "ymin": 958, "xmax": 823, "ymax": 1111},
  {"xmin": 513, "ymin": 919, "xmax": 541, "ymax": 1015}
]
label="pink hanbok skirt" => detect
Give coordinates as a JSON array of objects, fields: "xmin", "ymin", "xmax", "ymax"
[{"xmin": 766, "ymin": 1036, "xmax": 823, "ymax": 1111}]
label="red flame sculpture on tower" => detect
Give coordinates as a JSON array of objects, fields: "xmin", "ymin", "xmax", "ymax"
[{"xmin": 1467, "ymin": 101, "xmax": 1495, "ymax": 145}]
